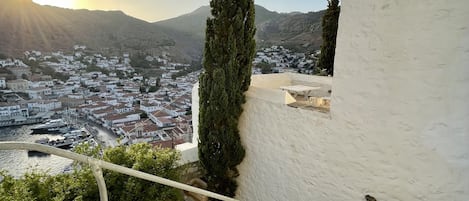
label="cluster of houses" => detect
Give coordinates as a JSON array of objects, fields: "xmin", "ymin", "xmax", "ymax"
[
  {"xmin": 253, "ymin": 45, "xmax": 319, "ymax": 74},
  {"xmin": 0, "ymin": 45, "xmax": 199, "ymax": 148},
  {"xmin": 0, "ymin": 44, "xmax": 318, "ymax": 148}
]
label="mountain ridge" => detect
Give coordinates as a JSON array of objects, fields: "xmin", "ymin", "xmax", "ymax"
[
  {"xmin": 0, "ymin": 1, "xmax": 181, "ymax": 58},
  {"xmin": 155, "ymin": 5, "xmax": 324, "ymax": 52},
  {"xmin": 0, "ymin": 2, "xmax": 323, "ymax": 61}
]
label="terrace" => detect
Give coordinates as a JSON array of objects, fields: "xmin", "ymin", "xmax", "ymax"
[{"xmin": 248, "ymin": 73, "xmax": 332, "ymax": 113}]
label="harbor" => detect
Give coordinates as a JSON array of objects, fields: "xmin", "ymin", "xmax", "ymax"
[
  {"xmin": 0, "ymin": 114, "xmax": 118, "ymax": 177},
  {"xmin": 0, "ymin": 112, "xmax": 53, "ymax": 128}
]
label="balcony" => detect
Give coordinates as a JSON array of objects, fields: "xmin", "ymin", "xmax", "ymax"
[
  {"xmin": 248, "ymin": 73, "xmax": 332, "ymax": 113},
  {"xmin": 176, "ymin": 73, "xmax": 333, "ymax": 168}
]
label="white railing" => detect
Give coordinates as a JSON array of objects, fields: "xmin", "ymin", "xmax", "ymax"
[{"xmin": 0, "ymin": 141, "xmax": 238, "ymax": 201}]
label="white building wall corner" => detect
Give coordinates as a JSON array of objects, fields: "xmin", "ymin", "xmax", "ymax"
[
  {"xmin": 176, "ymin": 83, "xmax": 200, "ymax": 164},
  {"xmin": 236, "ymin": 1, "xmax": 469, "ymax": 201}
]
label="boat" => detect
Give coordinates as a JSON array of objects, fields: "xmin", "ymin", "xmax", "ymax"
[
  {"xmin": 62, "ymin": 130, "xmax": 86, "ymax": 139},
  {"xmin": 31, "ymin": 119, "xmax": 68, "ymax": 134},
  {"xmin": 28, "ymin": 138, "xmax": 51, "ymax": 156},
  {"xmin": 47, "ymin": 138, "xmax": 75, "ymax": 149},
  {"xmin": 34, "ymin": 137, "xmax": 50, "ymax": 144},
  {"xmin": 28, "ymin": 131, "xmax": 94, "ymax": 157}
]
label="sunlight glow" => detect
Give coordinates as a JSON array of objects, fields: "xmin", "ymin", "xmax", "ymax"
[{"xmin": 33, "ymin": 0, "xmax": 76, "ymax": 9}]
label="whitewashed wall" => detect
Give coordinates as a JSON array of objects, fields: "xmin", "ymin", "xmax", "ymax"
[
  {"xmin": 236, "ymin": 0, "xmax": 469, "ymax": 201},
  {"xmin": 237, "ymin": 87, "xmax": 333, "ymax": 201},
  {"xmin": 176, "ymin": 83, "xmax": 200, "ymax": 164}
]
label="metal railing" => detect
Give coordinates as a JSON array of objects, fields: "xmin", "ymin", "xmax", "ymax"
[{"xmin": 0, "ymin": 141, "xmax": 238, "ymax": 201}]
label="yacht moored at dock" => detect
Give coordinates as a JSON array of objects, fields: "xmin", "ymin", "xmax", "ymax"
[
  {"xmin": 28, "ymin": 132, "xmax": 94, "ymax": 157},
  {"xmin": 30, "ymin": 119, "xmax": 68, "ymax": 134}
]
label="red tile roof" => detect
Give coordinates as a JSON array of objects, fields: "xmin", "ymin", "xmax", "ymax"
[{"xmin": 151, "ymin": 110, "xmax": 171, "ymax": 118}]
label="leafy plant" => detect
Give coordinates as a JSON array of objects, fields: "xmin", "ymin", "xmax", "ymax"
[{"xmin": 0, "ymin": 143, "xmax": 183, "ymax": 201}]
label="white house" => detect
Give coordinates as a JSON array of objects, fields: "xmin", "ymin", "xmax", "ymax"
[
  {"xmin": 119, "ymin": 122, "xmax": 160, "ymax": 144},
  {"xmin": 113, "ymin": 104, "xmax": 134, "ymax": 114},
  {"xmin": 102, "ymin": 113, "xmax": 140, "ymax": 128},
  {"xmin": 0, "ymin": 77, "xmax": 6, "ymax": 88},
  {"xmin": 53, "ymin": 86, "xmax": 75, "ymax": 96},
  {"xmin": 0, "ymin": 104, "xmax": 29, "ymax": 119},
  {"xmin": 79, "ymin": 102, "xmax": 109, "ymax": 115},
  {"xmin": 140, "ymin": 101, "xmax": 161, "ymax": 113},
  {"xmin": 27, "ymin": 87, "xmax": 52, "ymax": 99},
  {"xmin": 149, "ymin": 110, "xmax": 172, "ymax": 126},
  {"xmin": 0, "ymin": 59, "xmax": 14, "ymax": 67},
  {"xmin": 27, "ymin": 100, "xmax": 62, "ymax": 112},
  {"xmin": 91, "ymin": 108, "xmax": 114, "ymax": 120},
  {"xmin": 117, "ymin": 94, "xmax": 134, "ymax": 104},
  {"xmin": 163, "ymin": 106, "xmax": 181, "ymax": 117},
  {"xmin": 7, "ymin": 79, "xmax": 29, "ymax": 92},
  {"xmin": 154, "ymin": 117, "xmax": 175, "ymax": 128},
  {"xmin": 105, "ymin": 84, "xmax": 117, "ymax": 92},
  {"xmin": 145, "ymin": 56, "xmax": 154, "ymax": 62}
]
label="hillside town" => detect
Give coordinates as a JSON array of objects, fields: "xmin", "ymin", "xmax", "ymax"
[
  {"xmin": 0, "ymin": 45, "xmax": 197, "ymax": 148},
  {"xmin": 253, "ymin": 45, "xmax": 320, "ymax": 75},
  {"xmin": 0, "ymin": 45, "xmax": 316, "ymax": 149}
]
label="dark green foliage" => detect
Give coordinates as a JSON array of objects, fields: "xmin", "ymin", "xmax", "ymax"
[
  {"xmin": 22, "ymin": 59, "xmax": 70, "ymax": 81},
  {"xmin": 198, "ymin": 0, "xmax": 256, "ymax": 198},
  {"xmin": 0, "ymin": 143, "xmax": 183, "ymax": 201},
  {"xmin": 148, "ymin": 85, "xmax": 159, "ymax": 92},
  {"xmin": 172, "ymin": 63, "xmax": 204, "ymax": 80},
  {"xmin": 317, "ymin": 0, "xmax": 340, "ymax": 76},
  {"xmin": 0, "ymin": 68, "xmax": 16, "ymax": 80},
  {"xmin": 129, "ymin": 53, "xmax": 166, "ymax": 69},
  {"xmin": 85, "ymin": 64, "xmax": 110, "ymax": 75},
  {"xmin": 0, "ymin": 53, "xmax": 8, "ymax": 59},
  {"xmin": 40, "ymin": 65, "xmax": 70, "ymax": 82},
  {"xmin": 102, "ymin": 143, "xmax": 183, "ymax": 201},
  {"xmin": 130, "ymin": 53, "xmax": 152, "ymax": 68},
  {"xmin": 257, "ymin": 61, "xmax": 274, "ymax": 74},
  {"xmin": 171, "ymin": 69, "xmax": 189, "ymax": 80},
  {"xmin": 45, "ymin": 57, "xmax": 60, "ymax": 63}
]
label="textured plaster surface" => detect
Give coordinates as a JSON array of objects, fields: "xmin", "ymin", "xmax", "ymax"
[
  {"xmin": 176, "ymin": 83, "xmax": 200, "ymax": 164},
  {"xmin": 235, "ymin": 0, "xmax": 469, "ymax": 200}
]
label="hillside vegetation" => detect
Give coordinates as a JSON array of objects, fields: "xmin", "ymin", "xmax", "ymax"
[
  {"xmin": 0, "ymin": 0, "xmax": 323, "ymax": 61},
  {"xmin": 0, "ymin": 0, "xmax": 183, "ymax": 58},
  {"xmin": 155, "ymin": 5, "xmax": 325, "ymax": 52}
]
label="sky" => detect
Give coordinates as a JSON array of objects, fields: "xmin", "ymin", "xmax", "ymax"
[{"xmin": 32, "ymin": 0, "xmax": 328, "ymax": 22}]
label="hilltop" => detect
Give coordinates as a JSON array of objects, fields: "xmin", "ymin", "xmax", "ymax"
[
  {"xmin": 0, "ymin": 0, "xmax": 188, "ymax": 59},
  {"xmin": 155, "ymin": 5, "xmax": 324, "ymax": 52},
  {"xmin": 0, "ymin": 1, "xmax": 323, "ymax": 60}
]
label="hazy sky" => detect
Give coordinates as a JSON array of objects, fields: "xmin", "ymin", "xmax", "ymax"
[{"xmin": 33, "ymin": 0, "xmax": 328, "ymax": 22}]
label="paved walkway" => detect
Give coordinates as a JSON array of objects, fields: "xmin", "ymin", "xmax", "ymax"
[{"xmin": 75, "ymin": 117, "xmax": 118, "ymax": 147}]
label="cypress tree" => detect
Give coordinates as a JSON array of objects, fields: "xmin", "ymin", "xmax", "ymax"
[
  {"xmin": 317, "ymin": 0, "xmax": 340, "ymax": 76},
  {"xmin": 198, "ymin": 0, "xmax": 256, "ymax": 198}
]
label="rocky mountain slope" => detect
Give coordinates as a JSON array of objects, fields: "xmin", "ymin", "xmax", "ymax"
[
  {"xmin": 155, "ymin": 5, "xmax": 324, "ymax": 52},
  {"xmin": 0, "ymin": 0, "xmax": 181, "ymax": 58},
  {"xmin": 0, "ymin": 0, "xmax": 323, "ymax": 61}
]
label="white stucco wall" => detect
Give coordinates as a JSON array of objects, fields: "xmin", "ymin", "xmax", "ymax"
[
  {"xmin": 176, "ymin": 83, "xmax": 200, "ymax": 164},
  {"xmin": 236, "ymin": 1, "xmax": 469, "ymax": 201},
  {"xmin": 237, "ymin": 85, "xmax": 332, "ymax": 201}
]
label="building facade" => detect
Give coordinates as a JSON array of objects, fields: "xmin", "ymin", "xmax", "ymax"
[{"xmin": 7, "ymin": 79, "xmax": 29, "ymax": 92}]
